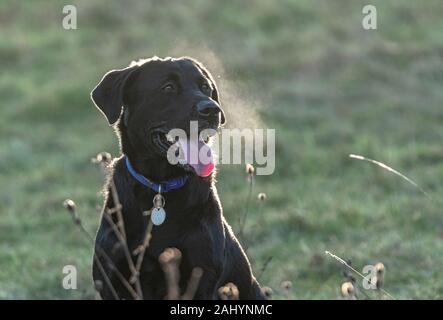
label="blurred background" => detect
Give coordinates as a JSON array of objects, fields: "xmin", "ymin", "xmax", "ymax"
[{"xmin": 1, "ymin": 0, "xmax": 443, "ymax": 299}]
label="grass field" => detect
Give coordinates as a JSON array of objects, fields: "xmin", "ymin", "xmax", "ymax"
[{"xmin": 1, "ymin": 0, "xmax": 443, "ymax": 299}]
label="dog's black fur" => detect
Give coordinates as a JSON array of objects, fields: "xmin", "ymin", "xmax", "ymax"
[{"xmin": 91, "ymin": 56, "xmax": 265, "ymax": 300}]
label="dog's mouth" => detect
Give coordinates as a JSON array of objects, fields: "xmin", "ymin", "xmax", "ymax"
[
  {"xmin": 151, "ymin": 127, "xmax": 216, "ymax": 177},
  {"xmin": 151, "ymin": 128, "xmax": 174, "ymax": 154}
]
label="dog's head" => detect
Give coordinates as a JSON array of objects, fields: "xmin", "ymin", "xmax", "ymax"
[{"xmin": 91, "ymin": 56, "xmax": 225, "ymax": 178}]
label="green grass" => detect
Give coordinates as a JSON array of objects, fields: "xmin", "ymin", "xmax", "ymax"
[{"xmin": 1, "ymin": 0, "xmax": 443, "ymax": 299}]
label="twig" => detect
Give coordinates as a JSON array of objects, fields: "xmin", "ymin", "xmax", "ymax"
[
  {"xmin": 109, "ymin": 180, "xmax": 127, "ymax": 239},
  {"xmin": 93, "ymin": 153, "xmax": 127, "ymax": 239},
  {"xmin": 343, "ymin": 268, "xmax": 371, "ymax": 300},
  {"xmin": 102, "ymin": 211, "xmax": 141, "ymax": 296},
  {"xmin": 257, "ymin": 256, "xmax": 273, "ymax": 280},
  {"xmin": 96, "ymin": 251, "xmax": 139, "ymax": 299},
  {"xmin": 63, "ymin": 199, "xmax": 120, "ymax": 300},
  {"xmin": 93, "ymin": 153, "xmax": 143, "ymax": 299},
  {"xmin": 239, "ymin": 164, "xmax": 255, "ymax": 244},
  {"xmin": 92, "ymin": 254, "xmax": 119, "ymax": 300},
  {"xmin": 159, "ymin": 248, "xmax": 182, "ymax": 300},
  {"xmin": 325, "ymin": 250, "xmax": 395, "ymax": 300},
  {"xmin": 182, "ymin": 267, "xmax": 203, "ymax": 300},
  {"xmin": 133, "ymin": 211, "xmax": 154, "ymax": 280},
  {"xmin": 349, "ymin": 154, "xmax": 431, "ymax": 199}
]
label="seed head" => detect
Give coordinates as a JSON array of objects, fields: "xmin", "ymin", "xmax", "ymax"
[
  {"xmin": 218, "ymin": 282, "xmax": 239, "ymax": 300},
  {"xmin": 258, "ymin": 193, "xmax": 267, "ymax": 201},
  {"xmin": 375, "ymin": 262, "xmax": 385, "ymax": 289},
  {"xmin": 94, "ymin": 280, "xmax": 103, "ymax": 292},
  {"xmin": 63, "ymin": 199, "xmax": 80, "ymax": 225},
  {"xmin": 280, "ymin": 280, "xmax": 292, "ymax": 291},
  {"xmin": 92, "ymin": 152, "xmax": 112, "ymax": 164},
  {"xmin": 218, "ymin": 286, "xmax": 230, "ymax": 300},
  {"xmin": 159, "ymin": 248, "xmax": 182, "ymax": 265},
  {"xmin": 63, "ymin": 199, "xmax": 76, "ymax": 212},
  {"xmin": 341, "ymin": 281, "xmax": 355, "ymax": 299},
  {"xmin": 246, "ymin": 163, "xmax": 255, "ymax": 175},
  {"xmin": 261, "ymin": 286, "xmax": 273, "ymax": 299},
  {"xmin": 375, "ymin": 262, "xmax": 385, "ymax": 274}
]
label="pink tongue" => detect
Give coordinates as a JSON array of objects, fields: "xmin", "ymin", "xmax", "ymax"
[{"xmin": 178, "ymin": 138, "xmax": 215, "ymax": 177}]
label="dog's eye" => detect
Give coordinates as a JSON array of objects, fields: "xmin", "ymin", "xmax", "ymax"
[
  {"xmin": 201, "ymin": 83, "xmax": 211, "ymax": 94},
  {"xmin": 162, "ymin": 83, "xmax": 176, "ymax": 93}
]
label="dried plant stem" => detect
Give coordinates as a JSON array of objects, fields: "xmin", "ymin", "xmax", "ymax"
[
  {"xmin": 133, "ymin": 215, "xmax": 154, "ymax": 279},
  {"xmin": 325, "ymin": 251, "xmax": 395, "ymax": 300},
  {"xmin": 63, "ymin": 200, "xmax": 133, "ymax": 299},
  {"xmin": 92, "ymin": 155, "xmax": 150, "ymax": 299},
  {"xmin": 257, "ymin": 256, "xmax": 273, "ymax": 280},
  {"xmin": 95, "ymin": 250, "xmax": 139, "ymax": 299},
  {"xmin": 349, "ymin": 154, "xmax": 431, "ymax": 199},
  {"xmin": 159, "ymin": 248, "xmax": 182, "ymax": 300},
  {"xmin": 350, "ymin": 278, "xmax": 371, "ymax": 300},
  {"xmin": 70, "ymin": 219, "xmax": 118, "ymax": 299},
  {"xmin": 92, "ymin": 254, "xmax": 119, "ymax": 300},
  {"xmin": 97, "ymin": 159, "xmax": 143, "ymax": 297},
  {"xmin": 82, "ymin": 222, "xmax": 139, "ymax": 299},
  {"xmin": 257, "ymin": 200, "xmax": 265, "ymax": 223},
  {"xmin": 94, "ymin": 156, "xmax": 144, "ymax": 297},
  {"xmin": 103, "ymin": 211, "xmax": 142, "ymax": 298},
  {"xmin": 182, "ymin": 267, "xmax": 204, "ymax": 300},
  {"xmin": 109, "ymin": 180, "xmax": 127, "ymax": 239},
  {"xmin": 239, "ymin": 174, "xmax": 254, "ymax": 243}
]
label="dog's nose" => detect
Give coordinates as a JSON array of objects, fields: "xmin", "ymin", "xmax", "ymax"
[{"xmin": 196, "ymin": 100, "xmax": 221, "ymax": 119}]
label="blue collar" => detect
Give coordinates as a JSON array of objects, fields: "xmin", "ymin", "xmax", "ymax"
[{"xmin": 125, "ymin": 156, "xmax": 188, "ymax": 193}]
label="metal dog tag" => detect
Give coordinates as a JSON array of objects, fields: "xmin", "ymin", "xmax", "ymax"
[{"xmin": 151, "ymin": 207, "xmax": 166, "ymax": 226}]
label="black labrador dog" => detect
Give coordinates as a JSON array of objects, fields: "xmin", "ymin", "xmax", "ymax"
[{"xmin": 91, "ymin": 56, "xmax": 265, "ymax": 300}]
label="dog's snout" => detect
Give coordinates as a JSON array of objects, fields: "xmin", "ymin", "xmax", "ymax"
[{"xmin": 196, "ymin": 100, "xmax": 221, "ymax": 118}]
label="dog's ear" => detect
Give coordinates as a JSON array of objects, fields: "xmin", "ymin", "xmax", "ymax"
[
  {"xmin": 192, "ymin": 60, "xmax": 226, "ymax": 126},
  {"xmin": 91, "ymin": 66, "xmax": 138, "ymax": 125}
]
